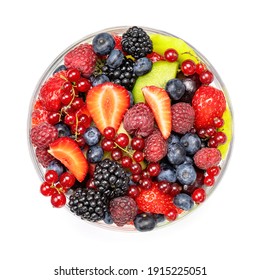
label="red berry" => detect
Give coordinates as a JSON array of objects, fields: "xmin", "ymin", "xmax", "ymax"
[
  {"xmin": 40, "ymin": 182, "xmax": 55, "ymax": 196},
  {"xmin": 77, "ymin": 114, "xmax": 91, "ymax": 128},
  {"xmin": 130, "ymin": 162, "xmax": 142, "ymax": 175},
  {"xmin": 197, "ymin": 128, "xmax": 207, "ymax": 139},
  {"xmin": 86, "ymin": 178, "xmax": 96, "ymax": 189},
  {"xmin": 204, "ymin": 175, "xmax": 215, "ymax": 186},
  {"xmin": 76, "ymin": 136, "xmax": 86, "ymax": 148},
  {"xmin": 213, "ymin": 117, "xmax": 224, "ymax": 128},
  {"xmin": 67, "ymin": 68, "xmax": 81, "ymax": 82},
  {"xmin": 128, "ymin": 185, "xmax": 140, "ymax": 198},
  {"xmin": 158, "ymin": 181, "xmax": 171, "ymax": 194},
  {"xmin": 141, "ymin": 170, "xmax": 150, "ymax": 179},
  {"xmin": 45, "ymin": 170, "xmax": 58, "ymax": 184},
  {"xmin": 208, "ymin": 137, "xmax": 218, "ymax": 148},
  {"xmin": 111, "ymin": 148, "xmax": 122, "ymax": 161},
  {"xmin": 206, "ymin": 126, "xmax": 216, "ymax": 137},
  {"xmin": 214, "ymin": 131, "xmax": 227, "ymax": 145},
  {"xmin": 64, "ymin": 114, "xmax": 76, "ymax": 125},
  {"xmin": 133, "ymin": 151, "xmax": 144, "ymax": 162},
  {"xmin": 51, "ymin": 192, "xmax": 66, "ymax": 208},
  {"xmin": 207, "ymin": 166, "xmax": 220, "ymax": 177},
  {"xmin": 71, "ymin": 97, "xmax": 84, "ymax": 111},
  {"xmin": 131, "ymin": 137, "xmax": 145, "ymax": 151},
  {"xmin": 165, "ymin": 208, "xmax": 178, "ymax": 221},
  {"xmin": 164, "ymin": 48, "xmax": 178, "ymax": 62},
  {"xmin": 199, "ymin": 70, "xmax": 214, "ymax": 84},
  {"xmin": 121, "ymin": 156, "xmax": 132, "ymax": 168},
  {"xmin": 181, "ymin": 59, "xmax": 196, "ymax": 76},
  {"xmin": 140, "ymin": 178, "xmax": 152, "ymax": 189},
  {"xmin": 60, "ymin": 172, "xmax": 76, "ymax": 189},
  {"xmin": 115, "ymin": 133, "xmax": 129, "ymax": 148},
  {"xmin": 61, "ymin": 92, "xmax": 73, "ymax": 105},
  {"xmin": 169, "ymin": 183, "xmax": 182, "ymax": 197},
  {"xmin": 132, "ymin": 174, "xmax": 141, "ymax": 183},
  {"xmin": 192, "ymin": 188, "xmax": 206, "ymax": 203},
  {"xmin": 76, "ymin": 77, "xmax": 91, "ymax": 92},
  {"xmin": 101, "ymin": 138, "xmax": 115, "ymax": 151},
  {"xmin": 47, "ymin": 112, "xmax": 60, "ymax": 125},
  {"xmin": 103, "ymin": 126, "xmax": 116, "ymax": 140},
  {"xmin": 62, "ymin": 81, "xmax": 73, "ymax": 94},
  {"xmin": 196, "ymin": 63, "xmax": 206, "ymax": 74},
  {"xmin": 147, "ymin": 163, "xmax": 160, "ymax": 177}
]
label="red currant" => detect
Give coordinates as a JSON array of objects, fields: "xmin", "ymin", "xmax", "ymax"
[
  {"xmin": 158, "ymin": 181, "xmax": 171, "ymax": 194},
  {"xmin": 197, "ymin": 128, "xmax": 207, "ymax": 139},
  {"xmin": 45, "ymin": 170, "xmax": 58, "ymax": 184},
  {"xmin": 207, "ymin": 166, "xmax": 220, "ymax": 177},
  {"xmin": 206, "ymin": 126, "xmax": 216, "ymax": 137},
  {"xmin": 169, "ymin": 183, "xmax": 182, "ymax": 197},
  {"xmin": 40, "ymin": 182, "xmax": 55, "ymax": 196},
  {"xmin": 77, "ymin": 114, "xmax": 91, "ymax": 128},
  {"xmin": 61, "ymin": 92, "xmax": 73, "ymax": 105},
  {"xmin": 140, "ymin": 178, "xmax": 152, "ymax": 189},
  {"xmin": 213, "ymin": 117, "xmax": 224, "ymax": 128},
  {"xmin": 164, "ymin": 48, "xmax": 178, "ymax": 62},
  {"xmin": 131, "ymin": 174, "xmax": 141, "ymax": 183},
  {"xmin": 199, "ymin": 70, "xmax": 214, "ymax": 84},
  {"xmin": 67, "ymin": 68, "xmax": 81, "ymax": 82},
  {"xmin": 133, "ymin": 151, "xmax": 144, "ymax": 162},
  {"xmin": 196, "ymin": 62, "xmax": 206, "ymax": 74},
  {"xmin": 76, "ymin": 77, "xmax": 91, "ymax": 92},
  {"xmin": 76, "ymin": 136, "xmax": 86, "ymax": 148},
  {"xmin": 111, "ymin": 148, "xmax": 123, "ymax": 161},
  {"xmin": 51, "ymin": 192, "xmax": 66, "ymax": 208},
  {"xmin": 86, "ymin": 178, "xmax": 96, "ymax": 189},
  {"xmin": 192, "ymin": 188, "xmax": 206, "ymax": 203},
  {"xmin": 147, "ymin": 163, "xmax": 160, "ymax": 177},
  {"xmin": 128, "ymin": 185, "xmax": 140, "ymax": 198},
  {"xmin": 71, "ymin": 97, "xmax": 84, "ymax": 111},
  {"xmin": 165, "ymin": 209, "xmax": 178, "ymax": 221},
  {"xmin": 101, "ymin": 138, "xmax": 115, "ymax": 151},
  {"xmin": 204, "ymin": 175, "xmax": 215, "ymax": 186},
  {"xmin": 121, "ymin": 156, "xmax": 132, "ymax": 168},
  {"xmin": 208, "ymin": 138, "xmax": 218, "ymax": 148},
  {"xmin": 76, "ymin": 124, "xmax": 87, "ymax": 135},
  {"xmin": 214, "ymin": 131, "xmax": 227, "ymax": 145},
  {"xmin": 62, "ymin": 81, "xmax": 73, "ymax": 94},
  {"xmin": 60, "ymin": 172, "xmax": 76, "ymax": 189},
  {"xmin": 47, "ymin": 112, "xmax": 60, "ymax": 125},
  {"xmin": 181, "ymin": 59, "xmax": 196, "ymax": 76},
  {"xmin": 131, "ymin": 137, "xmax": 145, "ymax": 151},
  {"xmin": 141, "ymin": 170, "xmax": 150, "ymax": 179},
  {"xmin": 103, "ymin": 127, "xmax": 116, "ymax": 140},
  {"xmin": 64, "ymin": 114, "xmax": 76, "ymax": 125},
  {"xmin": 115, "ymin": 133, "xmax": 129, "ymax": 148},
  {"xmin": 130, "ymin": 162, "xmax": 142, "ymax": 175}
]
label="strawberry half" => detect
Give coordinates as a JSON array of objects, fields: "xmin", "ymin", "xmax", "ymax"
[
  {"xmin": 86, "ymin": 82, "xmax": 130, "ymax": 134},
  {"xmin": 48, "ymin": 137, "xmax": 88, "ymax": 182},
  {"xmin": 192, "ymin": 86, "xmax": 226, "ymax": 129},
  {"xmin": 135, "ymin": 183, "xmax": 181, "ymax": 215},
  {"xmin": 142, "ymin": 86, "xmax": 172, "ymax": 139}
]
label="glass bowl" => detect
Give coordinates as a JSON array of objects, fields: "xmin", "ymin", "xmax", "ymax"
[{"xmin": 28, "ymin": 26, "xmax": 233, "ymax": 232}]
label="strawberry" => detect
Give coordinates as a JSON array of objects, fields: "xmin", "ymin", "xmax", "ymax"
[
  {"xmin": 135, "ymin": 183, "xmax": 181, "ymax": 215},
  {"xmin": 192, "ymin": 86, "xmax": 226, "ymax": 129},
  {"xmin": 86, "ymin": 82, "xmax": 130, "ymax": 134},
  {"xmin": 39, "ymin": 70, "xmax": 67, "ymax": 112},
  {"xmin": 48, "ymin": 137, "xmax": 88, "ymax": 182},
  {"xmin": 142, "ymin": 86, "xmax": 172, "ymax": 139},
  {"xmin": 146, "ymin": 51, "xmax": 165, "ymax": 63},
  {"xmin": 113, "ymin": 35, "xmax": 123, "ymax": 51},
  {"xmin": 64, "ymin": 43, "xmax": 97, "ymax": 77}
]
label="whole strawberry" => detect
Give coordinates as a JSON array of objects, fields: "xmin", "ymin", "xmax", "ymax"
[
  {"xmin": 144, "ymin": 129, "xmax": 167, "ymax": 162},
  {"xmin": 192, "ymin": 86, "xmax": 226, "ymax": 129},
  {"xmin": 64, "ymin": 43, "xmax": 97, "ymax": 77},
  {"xmin": 39, "ymin": 70, "xmax": 67, "ymax": 112}
]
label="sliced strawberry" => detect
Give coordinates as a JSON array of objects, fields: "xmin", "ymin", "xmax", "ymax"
[
  {"xmin": 86, "ymin": 82, "xmax": 130, "ymax": 134},
  {"xmin": 142, "ymin": 86, "xmax": 172, "ymax": 139},
  {"xmin": 113, "ymin": 35, "xmax": 123, "ymax": 51},
  {"xmin": 135, "ymin": 183, "xmax": 181, "ymax": 215},
  {"xmin": 48, "ymin": 137, "xmax": 88, "ymax": 182},
  {"xmin": 147, "ymin": 51, "xmax": 165, "ymax": 63}
]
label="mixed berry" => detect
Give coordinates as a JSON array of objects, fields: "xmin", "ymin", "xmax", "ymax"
[{"xmin": 29, "ymin": 26, "xmax": 232, "ymax": 232}]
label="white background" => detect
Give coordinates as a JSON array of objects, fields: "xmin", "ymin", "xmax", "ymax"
[{"xmin": 1, "ymin": 0, "xmax": 259, "ymax": 279}]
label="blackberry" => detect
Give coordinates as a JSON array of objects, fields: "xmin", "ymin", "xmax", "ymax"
[
  {"xmin": 121, "ymin": 26, "xmax": 153, "ymax": 59},
  {"xmin": 93, "ymin": 158, "xmax": 130, "ymax": 199},
  {"xmin": 102, "ymin": 57, "xmax": 136, "ymax": 90},
  {"xmin": 68, "ymin": 188, "xmax": 108, "ymax": 222}
]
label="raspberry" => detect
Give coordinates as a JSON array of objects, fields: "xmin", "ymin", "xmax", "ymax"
[
  {"xmin": 31, "ymin": 100, "xmax": 48, "ymax": 127},
  {"xmin": 171, "ymin": 102, "xmax": 195, "ymax": 134},
  {"xmin": 64, "ymin": 43, "xmax": 97, "ymax": 77},
  {"xmin": 144, "ymin": 129, "xmax": 167, "ymax": 162},
  {"xmin": 123, "ymin": 103, "xmax": 154, "ymax": 137},
  {"xmin": 39, "ymin": 70, "xmax": 67, "ymax": 112},
  {"xmin": 30, "ymin": 122, "xmax": 58, "ymax": 148},
  {"xmin": 194, "ymin": 147, "xmax": 222, "ymax": 170},
  {"xmin": 109, "ymin": 196, "xmax": 138, "ymax": 226},
  {"xmin": 35, "ymin": 147, "xmax": 54, "ymax": 167},
  {"xmin": 192, "ymin": 86, "xmax": 226, "ymax": 129}
]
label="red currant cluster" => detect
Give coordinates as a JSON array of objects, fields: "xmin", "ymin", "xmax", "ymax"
[
  {"xmin": 47, "ymin": 68, "xmax": 92, "ymax": 144},
  {"xmin": 40, "ymin": 170, "xmax": 76, "ymax": 208}
]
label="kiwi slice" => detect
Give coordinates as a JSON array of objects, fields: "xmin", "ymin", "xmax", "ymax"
[
  {"xmin": 150, "ymin": 34, "xmax": 199, "ymax": 64},
  {"xmin": 132, "ymin": 60, "xmax": 178, "ymax": 103}
]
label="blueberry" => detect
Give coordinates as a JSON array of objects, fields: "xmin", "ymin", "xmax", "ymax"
[
  {"xmin": 55, "ymin": 123, "xmax": 71, "ymax": 137},
  {"xmin": 47, "ymin": 160, "xmax": 64, "ymax": 176},
  {"xmin": 92, "ymin": 74, "xmax": 110, "ymax": 86},
  {"xmin": 153, "ymin": 214, "xmax": 165, "ymax": 224},
  {"xmin": 53, "ymin": 65, "xmax": 67, "ymax": 75},
  {"xmin": 133, "ymin": 57, "xmax": 152, "ymax": 76},
  {"xmin": 106, "ymin": 49, "xmax": 124, "ymax": 68},
  {"xmin": 176, "ymin": 163, "xmax": 197, "ymax": 185},
  {"xmin": 134, "ymin": 213, "xmax": 156, "ymax": 232},
  {"xmin": 168, "ymin": 133, "xmax": 180, "ymax": 145},
  {"xmin": 127, "ymin": 91, "xmax": 134, "ymax": 107},
  {"xmin": 173, "ymin": 193, "xmax": 194, "ymax": 211},
  {"xmin": 180, "ymin": 133, "xmax": 201, "ymax": 155},
  {"xmin": 92, "ymin": 32, "xmax": 115, "ymax": 55},
  {"xmin": 183, "ymin": 78, "xmax": 197, "ymax": 95},
  {"xmin": 87, "ymin": 145, "xmax": 104, "ymax": 163},
  {"xmin": 103, "ymin": 212, "xmax": 113, "ymax": 224},
  {"xmin": 167, "ymin": 143, "xmax": 186, "ymax": 165},
  {"xmin": 165, "ymin": 78, "xmax": 186, "ymax": 100},
  {"xmin": 157, "ymin": 164, "xmax": 176, "ymax": 183},
  {"xmin": 184, "ymin": 156, "xmax": 193, "ymax": 165},
  {"xmin": 83, "ymin": 127, "xmax": 101, "ymax": 146}
]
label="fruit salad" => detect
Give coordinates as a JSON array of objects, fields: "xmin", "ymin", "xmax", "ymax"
[{"xmin": 28, "ymin": 26, "xmax": 232, "ymax": 232}]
